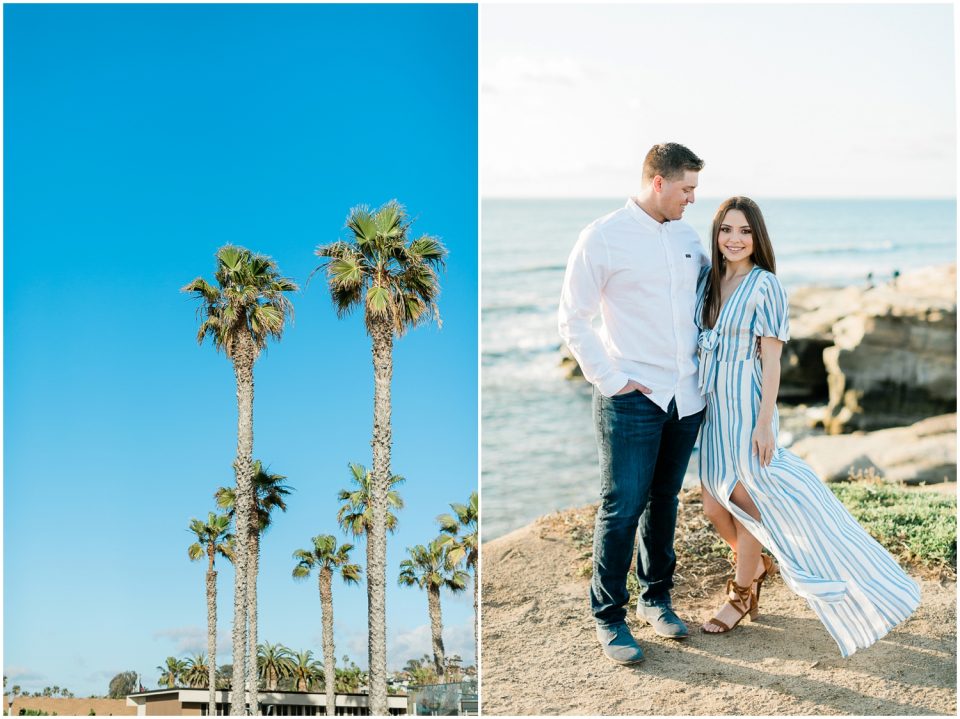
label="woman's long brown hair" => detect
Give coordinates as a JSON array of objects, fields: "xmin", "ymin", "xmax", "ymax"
[{"xmin": 702, "ymin": 196, "xmax": 777, "ymax": 329}]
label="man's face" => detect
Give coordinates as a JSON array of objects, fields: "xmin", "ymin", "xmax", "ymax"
[{"xmin": 656, "ymin": 170, "xmax": 698, "ymax": 221}]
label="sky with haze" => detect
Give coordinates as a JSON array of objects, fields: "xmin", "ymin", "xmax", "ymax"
[{"xmin": 482, "ymin": 2, "xmax": 956, "ymax": 198}]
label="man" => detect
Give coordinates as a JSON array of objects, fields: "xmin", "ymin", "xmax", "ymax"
[{"xmin": 558, "ymin": 142, "xmax": 709, "ymax": 664}]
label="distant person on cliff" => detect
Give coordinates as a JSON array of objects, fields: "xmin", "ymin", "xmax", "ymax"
[
  {"xmin": 694, "ymin": 196, "xmax": 919, "ymax": 652},
  {"xmin": 558, "ymin": 142, "xmax": 709, "ymax": 665}
]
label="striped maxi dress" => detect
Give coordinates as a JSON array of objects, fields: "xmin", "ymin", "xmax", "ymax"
[{"xmin": 695, "ymin": 266, "xmax": 920, "ymax": 657}]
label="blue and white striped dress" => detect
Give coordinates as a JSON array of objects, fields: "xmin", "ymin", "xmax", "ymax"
[{"xmin": 696, "ymin": 266, "xmax": 920, "ymax": 657}]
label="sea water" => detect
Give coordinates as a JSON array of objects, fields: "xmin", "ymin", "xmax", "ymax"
[{"xmin": 481, "ymin": 198, "xmax": 956, "ymax": 540}]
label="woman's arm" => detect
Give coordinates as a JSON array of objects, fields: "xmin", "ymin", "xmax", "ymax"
[{"xmin": 752, "ymin": 336, "xmax": 784, "ymax": 467}]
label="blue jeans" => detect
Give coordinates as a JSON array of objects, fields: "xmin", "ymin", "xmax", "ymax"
[{"xmin": 590, "ymin": 387, "xmax": 704, "ymax": 627}]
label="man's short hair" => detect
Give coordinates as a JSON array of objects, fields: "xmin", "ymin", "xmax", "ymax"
[{"xmin": 642, "ymin": 143, "xmax": 704, "ymax": 183}]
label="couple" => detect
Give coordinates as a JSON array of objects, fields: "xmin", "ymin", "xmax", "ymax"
[{"xmin": 558, "ymin": 143, "xmax": 920, "ymax": 664}]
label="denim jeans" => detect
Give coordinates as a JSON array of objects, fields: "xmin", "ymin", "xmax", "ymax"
[{"xmin": 590, "ymin": 387, "xmax": 704, "ymax": 627}]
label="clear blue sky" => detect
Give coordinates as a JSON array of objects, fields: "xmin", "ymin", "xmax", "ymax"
[{"xmin": 3, "ymin": 3, "xmax": 477, "ymax": 697}]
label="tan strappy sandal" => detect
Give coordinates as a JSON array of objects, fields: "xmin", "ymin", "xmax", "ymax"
[
  {"xmin": 701, "ymin": 579, "xmax": 756, "ymax": 634},
  {"xmin": 730, "ymin": 551, "xmax": 778, "ymax": 616}
]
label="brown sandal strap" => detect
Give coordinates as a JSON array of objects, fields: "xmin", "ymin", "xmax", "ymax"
[
  {"xmin": 725, "ymin": 578, "xmax": 753, "ymax": 613},
  {"xmin": 703, "ymin": 617, "xmax": 731, "ymax": 632}
]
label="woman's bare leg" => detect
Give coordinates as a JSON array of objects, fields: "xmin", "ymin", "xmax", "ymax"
[
  {"xmin": 700, "ymin": 482, "xmax": 739, "ymax": 551},
  {"xmin": 729, "ymin": 482, "xmax": 763, "ymax": 587},
  {"xmin": 702, "ymin": 482, "xmax": 766, "ymax": 633}
]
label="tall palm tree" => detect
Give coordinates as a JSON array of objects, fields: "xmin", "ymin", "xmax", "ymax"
[
  {"xmin": 215, "ymin": 461, "xmax": 292, "ymax": 706},
  {"xmin": 398, "ymin": 538, "xmax": 468, "ymax": 681},
  {"xmin": 157, "ymin": 657, "xmax": 186, "ymax": 689},
  {"xmin": 287, "ymin": 650, "xmax": 322, "ymax": 693},
  {"xmin": 181, "ymin": 654, "xmax": 212, "ymax": 689},
  {"xmin": 188, "ymin": 512, "xmax": 233, "ymax": 712},
  {"xmin": 257, "ymin": 642, "xmax": 293, "ymax": 692},
  {"xmin": 292, "ymin": 535, "xmax": 361, "ymax": 717},
  {"xmin": 437, "ymin": 492, "xmax": 479, "ymax": 664},
  {"xmin": 183, "ymin": 245, "xmax": 297, "ymax": 715},
  {"xmin": 315, "ymin": 201, "xmax": 446, "ymax": 715}
]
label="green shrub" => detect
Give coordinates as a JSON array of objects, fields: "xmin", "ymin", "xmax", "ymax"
[{"xmin": 830, "ymin": 481, "xmax": 957, "ymax": 574}]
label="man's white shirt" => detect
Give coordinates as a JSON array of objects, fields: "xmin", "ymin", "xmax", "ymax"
[{"xmin": 558, "ymin": 198, "xmax": 709, "ymax": 418}]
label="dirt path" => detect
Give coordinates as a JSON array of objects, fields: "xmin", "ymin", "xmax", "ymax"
[{"xmin": 481, "ymin": 508, "xmax": 957, "ymax": 716}]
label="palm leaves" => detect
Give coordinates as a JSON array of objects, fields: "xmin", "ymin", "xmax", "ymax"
[
  {"xmin": 187, "ymin": 513, "xmax": 234, "ymax": 565},
  {"xmin": 257, "ymin": 642, "xmax": 293, "ymax": 692},
  {"xmin": 181, "ymin": 654, "xmax": 212, "ymax": 688},
  {"xmin": 287, "ymin": 650, "xmax": 323, "ymax": 693},
  {"xmin": 292, "ymin": 535, "xmax": 362, "ymax": 584},
  {"xmin": 315, "ymin": 201, "xmax": 447, "ymax": 335},
  {"xmin": 437, "ymin": 492, "xmax": 478, "ymax": 570},
  {"xmin": 183, "ymin": 245, "xmax": 298, "ymax": 358},
  {"xmin": 215, "ymin": 461, "xmax": 292, "ymax": 534},
  {"xmin": 336, "ymin": 463, "xmax": 405, "ymax": 538},
  {"xmin": 157, "ymin": 657, "xmax": 186, "ymax": 689},
  {"xmin": 398, "ymin": 538, "xmax": 469, "ymax": 595},
  {"xmin": 437, "ymin": 492, "xmax": 478, "ymax": 663}
]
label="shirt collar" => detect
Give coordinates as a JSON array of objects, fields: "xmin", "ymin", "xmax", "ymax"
[{"xmin": 625, "ymin": 197, "xmax": 668, "ymax": 232}]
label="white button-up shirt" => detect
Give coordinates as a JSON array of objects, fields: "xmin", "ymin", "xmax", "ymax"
[{"xmin": 558, "ymin": 198, "xmax": 709, "ymax": 418}]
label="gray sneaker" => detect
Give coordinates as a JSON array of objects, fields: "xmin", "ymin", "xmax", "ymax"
[
  {"xmin": 637, "ymin": 600, "xmax": 689, "ymax": 638},
  {"xmin": 596, "ymin": 622, "xmax": 645, "ymax": 665}
]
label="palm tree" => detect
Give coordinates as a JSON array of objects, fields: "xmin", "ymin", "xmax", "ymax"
[
  {"xmin": 181, "ymin": 654, "xmax": 212, "ymax": 689},
  {"xmin": 437, "ymin": 492, "xmax": 478, "ymax": 663},
  {"xmin": 398, "ymin": 538, "xmax": 468, "ymax": 681},
  {"xmin": 292, "ymin": 535, "xmax": 361, "ymax": 717},
  {"xmin": 315, "ymin": 201, "xmax": 446, "ymax": 714},
  {"xmin": 287, "ymin": 650, "xmax": 322, "ymax": 693},
  {"xmin": 188, "ymin": 512, "xmax": 234, "ymax": 712},
  {"xmin": 336, "ymin": 462, "xmax": 405, "ymax": 597},
  {"xmin": 183, "ymin": 245, "xmax": 297, "ymax": 715},
  {"xmin": 257, "ymin": 642, "xmax": 293, "ymax": 692},
  {"xmin": 157, "ymin": 657, "xmax": 186, "ymax": 689},
  {"xmin": 215, "ymin": 461, "xmax": 292, "ymax": 706},
  {"xmin": 402, "ymin": 655, "xmax": 437, "ymax": 688},
  {"xmin": 334, "ymin": 656, "xmax": 364, "ymax": 694}
]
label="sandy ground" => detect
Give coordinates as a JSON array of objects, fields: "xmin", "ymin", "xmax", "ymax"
[{"xmin": 481, "ymin": 508, "xmax": 957, "ymax": 716}]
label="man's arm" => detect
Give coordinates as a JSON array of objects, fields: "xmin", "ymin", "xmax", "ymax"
[{"xmin": 558, "ymin": 228, "xmax": 632, "ymax": 397}]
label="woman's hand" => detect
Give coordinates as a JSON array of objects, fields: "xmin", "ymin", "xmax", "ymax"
[{"xmin": 752, "ymin": 421, "xmax": 776, "ymax": 467}]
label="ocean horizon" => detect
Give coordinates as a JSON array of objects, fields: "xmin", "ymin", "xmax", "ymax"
[{"xmin": 481, "ymin": 197, "xmax": 957, "ymax": 541}]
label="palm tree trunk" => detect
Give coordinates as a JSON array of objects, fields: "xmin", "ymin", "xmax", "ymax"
[
  {"xmin": 472, "ymin": 567, "xmax": 478, "ymax": 671},
  {"xmin": 207, "ymin": 558, "xmax": 218, "ymax": 717},
  {"xmin": 319, "ymin": 569, "xmax": 336, "ymax": 718},
  {"xmin": 231, "ymin": 333, "xmax": 256, "ymax": 716},
  {"xmin": 368, "ymin": 320, "xmax": 393, "ymax": 716},
  {"xmin": 247, "ymin": 525, "xmax": 260, "ymax": 714},
  {"xmin": 427, "ymin": 586, "xmax": 445, "ymax": 681}
]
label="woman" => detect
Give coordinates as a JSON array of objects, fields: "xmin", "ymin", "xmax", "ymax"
[{"xmin": 694, "ymin": 196, "xmax": 920, "ymax": 656}]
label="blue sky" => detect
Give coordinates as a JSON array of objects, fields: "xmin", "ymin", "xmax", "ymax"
[
  {"xmin": 3, "ymin": 3, "xmax": 477, "ymax": 697},
  {"xmin": 482, "ymin": 2, "xmax": 956, "ymax": 198}
]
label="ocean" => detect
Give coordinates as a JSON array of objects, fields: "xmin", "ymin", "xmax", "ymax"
[{"xmin": 481, "ymin": 198, "xmax": 957, "ymax": 541}]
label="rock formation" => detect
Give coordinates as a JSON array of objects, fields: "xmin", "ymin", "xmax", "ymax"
[{"xmin": 791, "ymin": 413, "xmax": 956, "ymax": 485}]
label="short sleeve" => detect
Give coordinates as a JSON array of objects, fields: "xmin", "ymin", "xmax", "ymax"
[{"xmin": 753, "ymin": 272, "xmax": 790, "ymax": 341}]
